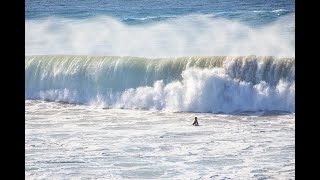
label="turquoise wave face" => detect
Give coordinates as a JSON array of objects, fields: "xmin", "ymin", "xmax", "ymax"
[
  {"xmin": 25, "ymin": 1, "xmax": 295, "ymax": 113},
  {"xmin": 25, "ymin": 55, "xmax": 295, "ymax": 113}
]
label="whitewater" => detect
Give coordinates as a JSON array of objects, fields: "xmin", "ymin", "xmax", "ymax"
[
  {"xmin": 26, "ymin": 100, "xmax": 295, "ymax": 179},
  {"xmin": 26, "ymin": 55, "xmax": 295, "ymax": 179},
  {"xmin": 25, "ymin": 0, "xmax": 295, "ymax": 179},
  {"xmin": 26, "ymin": 55, "xmax": 294, "ymax": 113}
]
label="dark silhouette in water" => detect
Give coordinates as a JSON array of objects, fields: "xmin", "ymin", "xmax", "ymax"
[{"xmin": 192, "ymin": 117, "xmax": 199, "ymax": 126}]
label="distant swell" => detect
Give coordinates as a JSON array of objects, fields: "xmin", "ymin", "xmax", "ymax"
[{"xmin": 25, "ymin": 55, "xmax": 295, "ymax": 113}]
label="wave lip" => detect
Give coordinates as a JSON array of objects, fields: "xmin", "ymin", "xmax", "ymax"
[{"xmin": 25, "ymin": 55, "xmax": 295, "ymax": 113}]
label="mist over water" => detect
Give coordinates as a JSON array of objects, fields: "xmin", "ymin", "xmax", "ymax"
[
  {"xmin": 25, "ymin": 1, "xmax": 295, "ymax": 179},
  {"xmin": 26, "ymin": 14, "xmax": 294, "ymax": 58},
  {"xmin": 25, "ymin": 13, "xmax": 295, "ymax": 113}
]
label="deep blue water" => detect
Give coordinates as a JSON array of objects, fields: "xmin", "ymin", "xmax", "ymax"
[{"xmin": 26, "ymin": 0, "xmax": 294, "ymax": 26}]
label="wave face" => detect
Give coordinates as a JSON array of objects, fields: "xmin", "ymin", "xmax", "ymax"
[
  {"xmin": 25, "ymin": 55, "xmax": 295, "ymax": 113},
  {"xmin": 25, "ymin": 14, "xmax": 294, "ymax": 57}
]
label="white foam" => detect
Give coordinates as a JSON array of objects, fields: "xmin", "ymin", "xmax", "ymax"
[
  {"xmin": 271, "ymin": 9, "xmax": 288, "ymax": 13},
  {"xmin": 116, "ymin": 68, "xmax": 294, "ymax": 113},
  {"xmin": 25, "ymin": 55, "xmax": 295, "ymax": 113},
  {"xmin": 26, "ymin": 14, "xmax": 295, "ymax": 57},
  {"xmin": 25, "ymin": 100, "xmax": 295, "ymax": 179}
]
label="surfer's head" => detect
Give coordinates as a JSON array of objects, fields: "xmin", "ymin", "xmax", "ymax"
[{"xmin": 195, "ymin": 117, "xmax": 197, "ymax": 120}]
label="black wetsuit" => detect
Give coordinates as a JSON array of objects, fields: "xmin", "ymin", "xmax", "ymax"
[{"xmin": 193, "ymin": 120, "xmax": 199, "ymax": 126}]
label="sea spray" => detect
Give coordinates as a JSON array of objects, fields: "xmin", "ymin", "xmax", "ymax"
[
  {"xmin": 26, "ymin": 14, "xmax": 294, "ymax": 57},
  {"xmin": 25, "ymin": 55, "xmax": 295, "ymax": 113}
]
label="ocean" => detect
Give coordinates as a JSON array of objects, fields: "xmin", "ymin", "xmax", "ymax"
[{"xmin": 25, "ymin": 0, "xmax": 295, "ymax": 179}]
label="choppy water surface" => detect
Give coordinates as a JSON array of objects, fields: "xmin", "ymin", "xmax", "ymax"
[{"xmin": 25, "ymin": 100, "xmax": 294, "ymax": 179}]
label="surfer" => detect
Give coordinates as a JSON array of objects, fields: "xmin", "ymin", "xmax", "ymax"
[{"xmin": 192, "ymin": 117, "xmax": 199, "ymax": 126}]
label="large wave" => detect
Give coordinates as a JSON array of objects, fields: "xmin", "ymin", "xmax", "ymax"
[
  {"xmin": 25, "ymin": 14, "xmax": 295, "ymax": 57},
  {"xmin": 25, "ymin": 55, "xmax": 295, "ymax": 113}
]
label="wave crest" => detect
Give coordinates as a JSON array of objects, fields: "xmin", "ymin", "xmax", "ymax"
[{"xmin": 25, "ymin": 55, "xmax": 295, "ymax": 113}]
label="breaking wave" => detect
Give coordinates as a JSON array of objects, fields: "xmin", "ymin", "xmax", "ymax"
[{"xmin": 25, "ymin": 55, "xmax": 295, "ymax": 113}]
